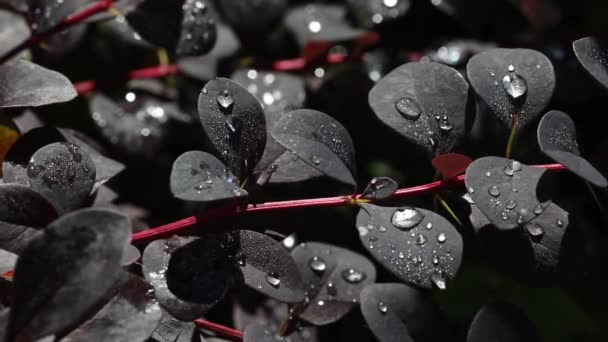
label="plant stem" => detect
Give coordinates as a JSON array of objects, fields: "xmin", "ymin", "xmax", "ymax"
[
  {"xmin": 435, "ymin": 194, "xmax": 463, "ymax": 226},
  {"xmin": 73, "ymin": 64, "xmax": 180, "ymax": 94},
  {"xmin": 0, "ymin": 0, "xmax": 117, "ymax": 64},
  {"xmin": 131, "ymin": 163, "xmax": 568, "ymax": 243},
  {"xmin": 585, "ymin": 181, "xmax": 605, "ymax": 213},
  {"xmin": 194, "ymin": 319, "xmax": 243, "ymax": 341},
  {"xmin": 505, "ymin": 112, "xmax": 520, "ymax": 159}
]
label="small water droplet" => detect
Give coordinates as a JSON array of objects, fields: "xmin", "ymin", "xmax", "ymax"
[
  {"xmin": 216, "ymin": 90, "xmax": 234, "ymax": 110},
  {"xmin": 265, "ymin": 273, "xmax": 280, "ymax": 287},
  {"xmin": 425, "ymin": 222, "xmax": 433, "ymax": 230},
  {"xmin": 391, "ymin": 207, "xmax": 424, "ymax": 230},
  {"xmin": 439, "ymin": 121, "xmax": 453, "ymax": 132},
  {"xmin": 311, "ymin": 155, "xmax": 321, "ymax": 166},
  {"xmin": 504, "ymin": 166, "xmax": 514, "ymax": 176},
  {"xmin": 317, "ymin": 300, "xmax": 325, "ymax": 307},
  {"xmin": 201, "ymin": 87, "xmax": 208, "ymax": 94},
  {"xmin": 506, "ymin": 200, "xmax": 517, "ymax": 210},
  {"xmin": 342, "ymin": 268, "xmax": 366, "ymax": 283},
  {"xmin": 378, "ymin": 301, "xmax": 388, "ymax": 314},
  {"xmin": 395, "ymin": 97, "xmax": 422, "ymax": 120},
  {"xmin": 507, "ymin": 65, "xmax": 515, "ymax": 72},
  {"xmin": 468, "ymin": 187, "xmax": 475, "ymax": 193},
  {"xmin": 437, "ymin": 233, "xmax": 446, "ymax": 243},
  {"xmin": 501, "ymin": 212, "xmax": 509, "ymax": 221},
  {"xmin": 511, "ymin": 160, "xmax": 522, "ymax": 172},
  {"xmin": 327, "ymin": 281, "xmax": 337, "ymax": 296},
  {"xmin": 416, "ymin": 234, "xmax": 427, "ymax": 246},
  {"xmin": 488, "ymin": 185, "xmax": 500, "ymax": 197},
  {"xmin": 502, "ymin": 73, "xmax": 528, "ymax": 99},
  {"xmin": 309, "ymin": 256, "xmax": 326, "ymax": 273},
  {"xmin": 432, "ymin": 257, "xmax": 439, "ymax": 265},
  {"xmin": 485, "ymin": 171, "xmax": 492, "ymax": 177},
  {"xmin": 431, "ymin": 272, "xmax": 447, "ymax": 290},
  {"xmin": 556, "ymin": 219, "xmax": 564, "ymax": 227},
  {"xmin": 533, "ymin": 205, "xmax": 543, "ymax": 215},
  {"xmin": 398, "ymin": 252, "xmax": 405, "ymax": 259}
]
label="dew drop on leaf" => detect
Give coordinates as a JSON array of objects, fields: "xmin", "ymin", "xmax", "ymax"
[
  {"xmin": 394, "ymin": 97, "xmax": 422, "ymax": 120},
  {"xmin": 391, "ymin": 207, "xmax": 424, "ymax": 230},
  {"xmin": 342, "ymin": 268, "xmax": 367, "ymax": 284}
]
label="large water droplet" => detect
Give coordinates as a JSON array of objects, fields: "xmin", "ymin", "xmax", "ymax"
[
  {"xmin": 431, "ymin": 272, "xmax": 447, "ymax": 290},
  {"xmin": 488, "ymin": 185, "xmax": 500, "ymax": 197},
  {"xmin": 437, "ymin": 233, "xmax": 447, "ymax": 243},
  {"xmin": 378, "ymin": 301, "xmax": 388, "ymax": 314},
  {"xmin": 217, "ymin": 90, "xmax": 234, "ymax": 110},
  {"xmin": 525, "ymin": 223, "xmax": 544, "ymax": 237},
  {"xmin": 395, "ymin": 97, "xmax": 422, "ymax": 120},
  {"xmin": 265, "ymin": 273, "xmax": 280, "ymax": 288},
  {"xmin": 391, "ymin": 207, "xmax": 424, "ymax": 230},
  {"xmin": 502, "ymin": 73, "xmax": 527, "ymax": 99},
  {"xmin": 342, "ymin": 268, "xmax": 366, "ymax": 283},
  {"xmin": 309, "ymin": 256, "xmax": 326, "ymax": 273}
]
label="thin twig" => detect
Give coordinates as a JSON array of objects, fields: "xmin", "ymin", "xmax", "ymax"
[
  {"xmin": 194, "ymin": 319, "xmax": 244, "ymax": 341},
  {"xmin": 131, "ymin": 164, "xmax": 568, "ymax": 243}
]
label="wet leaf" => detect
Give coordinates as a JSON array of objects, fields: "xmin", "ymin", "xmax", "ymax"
[
  {"xmin": 467, "ymin": 302, "xmax": 540, "ymax": 342},
  {"xmin": 271, "ymin": 109, "xmax": 356, "ymax": 186},
  {"xmin": 0, "ymin": 59, "xmax": 77, "ymax": 108},
  {"xmin": 537, "ymin": 110, "xmax": 607, "ymax": 187},
  {"xmin": 142, "ymin": 236, "xmax": 220, "ymax": 321},
  {"xmin": 369, "ymin": 62, "xmax": 469, "ymax": 155},
  {"xmin": 361, "ymin": 177, "xmax": 398, "ymax": 200},
  {"xmin": 61, "ymin": 273, "xmax": 162, "ymax": 342},
  {"xmin": 7, "ymin": 208, "xmax": 130, "ymax": 341},
  {"xmin": 198, "ymin": 78, "xmax": 266, "ymax": 180},
  {"xmin": 432, "ymin": 153, "xmax": 473, "ymax": 180},
  {"xmin": 0, "ymin": 9, "xmax": 30, "ymax": 58},
  {"xmin": 170, "ymin": 150, "xmax": 247, "ymax": 202},
  {"xmin": 0, "ymin": 183, "xmax": 58, "ymax": 254},
  {"xmin": 360, "ymin": 283, "xmax": 449, "ymax": 342},
  {"xmin": 573, "ymin": 37, "xmax": 608, "ymax": 90},
  {"xmin": 27, "ymin": 0, "xmax": 95, "ymax": 32},
  {"xmin": 216, "ymin": 0, "xmax": 287, "ymax": 35},
  {"xmin": 465, "ymin": 157, "xmax": 550, "ymax": 230},
  {"xmin": 126, "ymin": 0, "xmax": 217, "ymax": 57},
  {"xmin": 466, "ymin": 48, "xmax": 555, "ymax": 129},
  {"xmin": 27, "ymin": 142, "xmax": 96, "ymax": 213},
  {"xmin": 357, "ymin": 204, "xmax": 463, "ymax": 290},
  {"xmin": 232, "ymin": 69, "xmax": 306, "ymax": 114},
  {"xmin": 291, "ymin": 242, "xmax": 376, "ymax": 325}
]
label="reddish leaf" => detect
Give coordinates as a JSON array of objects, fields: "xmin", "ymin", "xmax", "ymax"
[{"xmin": 432, "ymin": 153, "xmax": 473, "ymax": 180}]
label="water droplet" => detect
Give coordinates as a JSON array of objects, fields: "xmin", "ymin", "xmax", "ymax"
[
  {"xmin": 501, "ymin": 212, "xmax": 509, "ymax": 221},
  {"xmin": 398, "ymin": 252, "xmax": 405, "ymax": 259},
  {"xmin": 516, "ymin": 215, "xmax": 524, "ymax": 225},
  {"xmin": 556, "ymin": 219, "xmax": 564, "ymax": 227},
  {"xmin": 468, "ymin": 187, "xmax": 475, "ymax": 193},
  {"xmin": 502, "ymin": 73, "xmax": 527, "ymax": 99},
  {"xmin": 391, "ymin": 207, "xmax": 424, "ymax": 230},
  {"xmin": 504, "ymin": 166, "xmax": 514, "ymax": 176},
  {"xmin": 201, "ymin": 87, "xmax": 208, "ymax": 94},
  {"xmin": 342, "ymin": 268, "xmax": 366, "ymax": 283},
  {"xmin": 282, "ymin": 234, "xmax": 296, "ymax": 250},
  {"xmin": 506, "ymin": 200, "xmax": 517, "ymax": 210},
  {"xmin": 525, "ymin": 223, "xmax": 544, "ymax": 237},
  {"xmin": 488, "ymin": 185, "xmax": 500, "ymax": 197},
  {"xmin": 378, "ymin": 226, "xmax": 387, "ymax": 232},
  {"xmin": 431, "ymin": 273, "xmax": 447, "ymax": 290},
  {"xmin": 378, "ymin": 301, "xmax": 388, "ymax": 314},
  {"xmin": 235, "ymin": 253, "xmax": 246, "ymax": 266},
  {"xmin": 311, "ymin": 155, "xmax": 321, "ymax": 166},
  {"xmin": 327, "ymin": 281, "xmax": 337, "ymax": 296},
  {"xmin": 533, "ymin": 205, "xmax": 543, "ymax": 215},
  {"xmin": 432, "ymin": 257, "xmax": 439, "ymax": 265},
  {"xmin": 425, "ymin": 222, "xmax": 433, "ymax": 230},
  {"xmin": 394, "ymin": 97, "xmax": 422, "ymax": 120},
  {"xmin": 308, "ymin": 20, "xmax": 322, "ymax": 33},
  {"xmin": 265, "ymin": 273, "xmax": 280, "ymax": 287},
  {"xmin": 485, "ymin": 171, "xmax": 492, "ymax": 177},
  {"xmin": 309, "ymin": 256, "xmax": 326, "ymax": 273},
  {"xmin": 511, "ymin": 160, "xmax": 522, "ymax": 172},
  {"xmin": 437, "ymin": 233, "xmax": 446, "ymax": 243},
  {"xmin": 416, "ymin": 234, "xmax": 427, "ymax": 246},
  {"xmin": 216, "ymin": 90, "xmax": 234, "ymax": 110},
  {"xmin": 508, "ymin": 65, "xmax": 515, "ymax": 72},
  {"xmin": 439, "ymin": 121, "xmax": 453, "ymax": 132},
  {"xmin": 317, "ymin": 300, "xmax": 325, "ymax": 307}
]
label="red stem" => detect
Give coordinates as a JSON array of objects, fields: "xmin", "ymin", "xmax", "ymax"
[
  {"xmin": 195, "ymin": 319, "xmax": 244, "ymax": 341},
  {"xmin": 0, "ymin": 0, "xmax": 116, "ymax": 64},
  {"xmin": 131, "ymin": 163, "xmax": 567, "ymax": 243}
]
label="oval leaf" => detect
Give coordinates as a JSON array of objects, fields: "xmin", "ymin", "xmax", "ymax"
[
  {"xmin": 573, "ymin": 37, "xmax": 608, "ymax": 90},
  {"xmin": 0, "ymin": 10, "xmax": 30, "ymax": 58},
  {"xmin": 465, "ymin": 157, "xmax": 550, "ymax": 231},
  {"xmin": 170, "ymin": 150, "xmax": 247, "ymax": 202},
  {"xmin": 27, "ymin": 142, "xmax": 96, "ymax": 213},
  {"xmin": 0, "ymin": 60, "xmax": 77, "ymax": 108},
  {"xmin": 271, "ymin": 109, "xmax": 356, "ymax": 186},
  {"xmin": 357, "ymin": 204, "xmax": 463, "ymax": 290},
  {"xmin": 467, "ymin": 302, "xmax": 540, "ymax": 342},
  {"xmin": 369, "ymin": 61, "xmax": 469, "ymax": 155},
  {"xmin": 466, "ymin": 48, "xmax": 555, "ymax": 129},
  {"xmin": 198, "ymin": 78, "xmax": 266, "ymax": 180},
  {"xmin": 537, "ymin": 110, "xmax": 607, "ymax": 187},
  {"xmin": 360, "ymin": 283, "xmax": 449, "ymax": 342},
  {"xmin": 291, "ymin": 242, "xmax": 376, "ymax": 325},
  {"xmin": 7, "ymin": 208, "xmax": 130, "ymax": 341}
]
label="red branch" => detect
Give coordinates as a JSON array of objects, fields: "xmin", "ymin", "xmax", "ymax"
[
  {"xmin": 0, "ymin": 0, "xmax": 116, "ymax": 64},
  {"xmin": 195, "ymin": 319, "xmax": 244, "ymax": 340},
  {"xmin": 131, "ymin": 163, "xmax": 568, "ymax": 243}
]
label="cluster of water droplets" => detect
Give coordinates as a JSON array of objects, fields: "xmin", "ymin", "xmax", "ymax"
[
  {"xmin": 547, "ymin": 122, "xmax": 578, "ymax": 153},
  {"xmin": 177, "ymin": 0, "xmax": 216, "ymax": 56}
]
